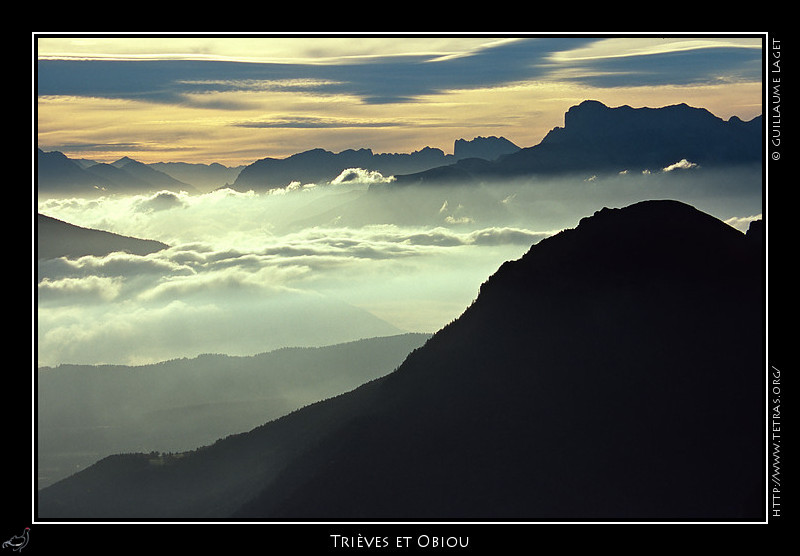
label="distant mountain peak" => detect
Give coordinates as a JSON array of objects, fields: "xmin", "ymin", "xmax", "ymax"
[
  {"xmin": 395, "ymin": 100, "xmax": 762, "ymax": 185},
  {"xmin": 453, "ymin": 136, "xmax": 520, "ymax": 161},
  {"xmin": 37, "ymin": 150, "xmax": 199, "ymax": 196},
  {"xmin": 559, "ymin": 100, "xmax": 721, "ymax": 136},
  {"xmin": 112, "ymin": 156, "xmax": 138, "ymax": 168}
]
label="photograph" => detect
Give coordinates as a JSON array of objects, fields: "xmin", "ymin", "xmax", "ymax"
[{"xmin": 26, "ymin": 31, "xmax": 779, "ymax": 551}]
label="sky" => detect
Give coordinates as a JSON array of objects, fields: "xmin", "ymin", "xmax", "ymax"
[
  {"xmin": 34, "ymin": 33, "xmax": 765, "ymax": 368},
  {"xmin": 35, "ymin": 33, "xmax": 764, "ymax": 166}
]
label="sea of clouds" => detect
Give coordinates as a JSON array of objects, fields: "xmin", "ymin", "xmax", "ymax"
[{"xmin": 36, "ymin": 165, "xmax": 762, "ymax": 367}]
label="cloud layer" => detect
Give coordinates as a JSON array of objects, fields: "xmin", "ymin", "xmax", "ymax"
[
  {"xmin": 36, "ymin": 163, "xmax": 763, "ymax": 367},
  {"xmin": 37, "ymin": 37, "xmax": 761, "ymax": 105},
  {"xmin": 36, "ymin": 180, "xmax": 542, "ymax": 366}
]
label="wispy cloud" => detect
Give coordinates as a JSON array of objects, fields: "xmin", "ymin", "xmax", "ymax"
[
  {"xmin": 37, "ymin": 36, "xmax": 761, "ymax": 106},
  {"xmin": 234, "ymin": 117, "xmax": 402, "ymax": 129},
  {"xmin": 549, "ymin": 38, "xmax": 762, "ymax": 88},
  {"xmin": 36, "ymin": 36, "xmax": 525, "ymax": 65}
]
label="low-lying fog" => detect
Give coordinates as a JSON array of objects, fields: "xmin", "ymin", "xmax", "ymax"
[{"xmin": 36, "ymin": 163, "xmax": 762, "ymax": 367}]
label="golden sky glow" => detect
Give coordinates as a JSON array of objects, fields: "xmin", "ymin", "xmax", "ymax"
[
  {"xmin": 35, "ymin": 33, "xmax": 764, "ymax": 166},
  {"xmin": 36, "ymin": 35, "xmax": 525, "ymax": 64}
]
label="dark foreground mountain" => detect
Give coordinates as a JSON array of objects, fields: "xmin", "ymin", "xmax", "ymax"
[
  {"xmin": 37, "ymin": 200, "xmax": 764, "ymax": 521},
  {"xmin": 37, "ymin": 213, "xmax": 168, "ymax": 260},
  {"xmin": 393, "ymin": 100, "xmax": 762, "ymax": 185}
]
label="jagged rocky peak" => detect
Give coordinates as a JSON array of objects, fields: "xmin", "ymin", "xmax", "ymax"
[
  {"xmin": 453, "ymin": 136, "xmax": 520, "ymax": 160},
  {"xmin": 569, "ymin": 100, "xmax": 725, "ymax": 131}
]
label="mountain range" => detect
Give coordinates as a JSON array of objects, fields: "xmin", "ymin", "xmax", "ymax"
[
  {"xmin": 212, "ymin": 136, "xmax": 521, "ymax": 192},
  {"xmin": 392, "ymin": 100, "xmax": 762, "ymax": 185},
  {"xmin": 147, "ymin": 161, "xmax": 245, "ymax": 192},
  {"xmin": 36, "ymin": 136, "xmax": 521, "ymax": 198},
  {"xmin": 36, "ymin": 149, "xmax": 200, "ymax": 197},
  {"xmin": 37, "ymin": 199, "xmax": 765, "ymax": 521},
  {"xmin": 37, "ymin": 100, "xmax": 762, "ymax": 199}
]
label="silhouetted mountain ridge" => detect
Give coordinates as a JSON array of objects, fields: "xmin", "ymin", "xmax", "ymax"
[
  {"xmin": 235, "ymin": 200, "xmax": 763, "ymax": 520},
  {"xmin": 453, "ymin": 135, "xmax": 520, "ymax": 160},
  {"xmin": 37, "ymin": 100, "xmax": 759, "ymax": 195},
  {"xmin": 230, "ymin": 137, "xmax": 521, "ymax": 192},
  {"xmin": 149, "ymin": 161, "xmax": 245, "ymax": 193},
  {"xmin": 36, "ymin": 149, "xmax": 200, "ymax": 197},
  {"xmin": 37, "ymin": 213, "xmax": 168, "ymax": 260},
  {"xmin": 393, "ymin": 100, "xmax": 762, "ymax": 185},
  {"xmin": 37, "ymin": 200, "xmax": 764, "ymax": 520},
  {"xmin": 36, "ymin": 149, "xmax": 106, "ymax": 193},
  {"xmin": 37, "ymin": 136, "xmax": 520, "ymax": 197}
]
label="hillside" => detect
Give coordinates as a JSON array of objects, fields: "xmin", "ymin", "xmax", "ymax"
[
  {"xmin": 37, "ymin": 200, "xmax": 765, "ymax": 521},
  {"xmin": 37, "ymin": 213, "xmax": 169, "ymax": 260},
  {"xmin": 236, "ymin": 199, "xmax": 764, "ymax": 520},
  {"xmin": 37, "ymin": 333, "xmax": 430, "ymax": 489}
]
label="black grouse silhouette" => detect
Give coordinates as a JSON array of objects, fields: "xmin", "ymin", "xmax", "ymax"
[{"xmin": 2, "ymin": 528, "xmax": 29, "ymax": 552}]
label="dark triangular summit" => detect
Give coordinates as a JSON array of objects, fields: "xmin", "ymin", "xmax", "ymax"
[
  {"xmin": 237, "ymin": 199, "xmax": 764, "ymax": 520},
  {"xmin": 483, "ymin": 199, "xmax": 751, "ymax": 294}
]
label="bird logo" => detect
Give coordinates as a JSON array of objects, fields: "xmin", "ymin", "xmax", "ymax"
[{"xmin": 2, "ymin": 528, "xmax": 29, "ymax": 552}]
